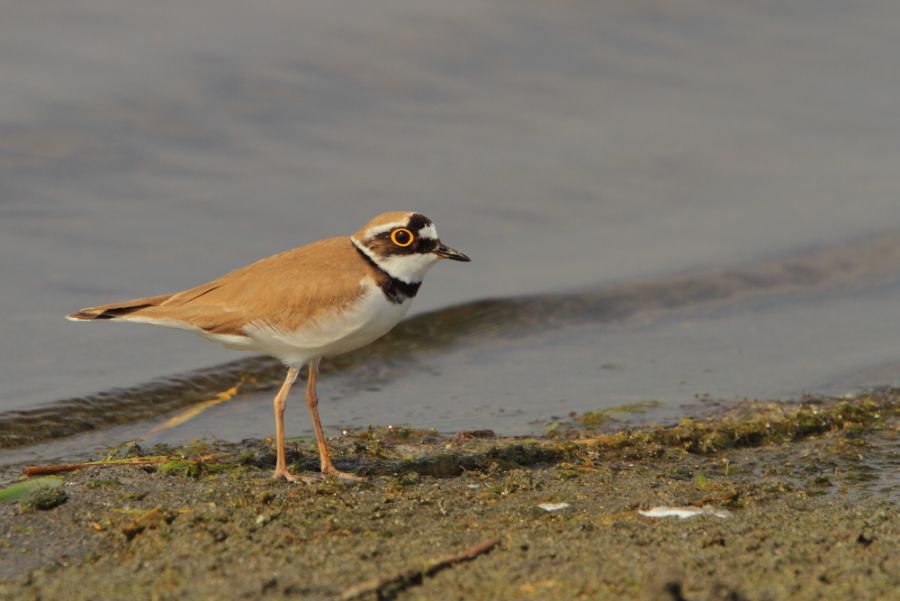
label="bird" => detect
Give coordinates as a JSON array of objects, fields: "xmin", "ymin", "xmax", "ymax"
[{"xmin": 67, "ymin": 211, "xmax": 470, "ymax": 482}]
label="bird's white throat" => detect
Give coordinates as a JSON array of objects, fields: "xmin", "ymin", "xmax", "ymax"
[{"xmin": 351, "ymin": 237, "xmax": 440, "ymax": 284}]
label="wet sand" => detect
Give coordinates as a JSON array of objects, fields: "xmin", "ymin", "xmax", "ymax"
[{"xmin": 1, "ymin": 392, "xmax": 896, "ymax": 600}]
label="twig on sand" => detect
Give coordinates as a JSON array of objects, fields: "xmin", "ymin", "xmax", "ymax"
[
  {"xmin": 340, "ymin": 537, "xmax": 500, "ymax": 600},
  {"xmin": 20, "ymin": 379, "xmax": 248, "ymax": 478},
  {"xmin": 22, "ymin": 456, "xmax": 187, "ymax": 477}
]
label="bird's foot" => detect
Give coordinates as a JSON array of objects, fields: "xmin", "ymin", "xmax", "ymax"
[
  {"xmin": 322, "ymin": 465, "xmax": 364, "ymax": 481},
  {"xmin": 272, "ymin": 468, "xmax": 318, "ymax": 484}
]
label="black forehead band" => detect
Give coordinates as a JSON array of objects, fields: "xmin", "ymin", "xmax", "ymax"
[
  {"xmin": 372, "ymin": 214, "xmax": 439, "ymax": 254},
  {"xmin": 406, "ymin": 214, "xmax": 432, "ymax": 233}
]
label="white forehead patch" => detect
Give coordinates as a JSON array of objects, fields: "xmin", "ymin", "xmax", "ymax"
[{"xmin": 417, "ymin": 224, "xmax": 439, "ymax": 240}]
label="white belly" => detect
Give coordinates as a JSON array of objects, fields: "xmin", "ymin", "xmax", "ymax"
[{"xmin": 240, "ymin": 281, "xmax": 412, "ymax": 366}]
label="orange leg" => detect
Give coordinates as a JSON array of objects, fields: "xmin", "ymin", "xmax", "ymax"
[
  {"xmin": 305, "ymin": 359, "xmax": 362, "ymax": 480},
  {"xmin": 272, "ymin": 366, "xmax": 300, "ymax": 481}
]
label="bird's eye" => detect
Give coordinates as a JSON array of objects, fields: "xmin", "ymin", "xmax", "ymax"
[{"xmin": 390, "ymin": 228, "xmax": 415, "ymax": 247}]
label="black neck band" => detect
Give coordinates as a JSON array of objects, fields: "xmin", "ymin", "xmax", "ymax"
[{"xmin": 354, "ymin": 244, "xmax": 421, "ymax": 304}]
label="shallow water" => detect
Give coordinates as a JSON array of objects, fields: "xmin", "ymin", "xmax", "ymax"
[{"xmin": 3, "ymin": 0, "xmax": 900, "ymax": 458}]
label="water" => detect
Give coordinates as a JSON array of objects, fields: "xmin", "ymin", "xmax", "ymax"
[{"xmin": 3, "ymin": 0, "xmax": 900, "ymax": 461}]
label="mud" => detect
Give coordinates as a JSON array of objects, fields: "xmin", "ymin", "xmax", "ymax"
[{"xmin": 1, "ymin": 392, "xmax": 897, "ymax": 600}]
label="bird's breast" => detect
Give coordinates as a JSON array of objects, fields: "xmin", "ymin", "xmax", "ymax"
[{"xmin": 242, "ymin": 278, "xmax": 412, "ymax": 364}]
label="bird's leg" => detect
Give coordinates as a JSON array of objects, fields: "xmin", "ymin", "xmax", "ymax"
[
  {"xmin": 272, "ymin": 366, "xmax": 300, "ymax": 481},
  {"xmin": 305, "ymin": 359, "xmax": 362, "ymax": 481}
]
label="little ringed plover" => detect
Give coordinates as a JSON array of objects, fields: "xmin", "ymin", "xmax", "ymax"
[{"xmin": 67, "ymin": 211, "xmax": 470, "ymax": 481}]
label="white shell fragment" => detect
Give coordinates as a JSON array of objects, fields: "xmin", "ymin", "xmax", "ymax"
[
  {"xmin": 538, "ymin": 502, "xmax": 571, "ymax": 512},
  {"xmin": 638, "ymin": 506, "xmax": 730, "ymax": 519}
]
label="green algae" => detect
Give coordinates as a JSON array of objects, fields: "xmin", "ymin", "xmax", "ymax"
[
  {"xmin": 157, "ymin": 460, "xmax": 203, "ymax": 479},
  {"xmin": 579, "ymin": 394, "xmax": 894, "ymax": 455},
  {"xmin": 0, "ymin": 477, "xmax": 63, "ymax": 503}
]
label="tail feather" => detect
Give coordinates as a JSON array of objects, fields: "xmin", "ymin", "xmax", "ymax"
[{"xmin": 66, "ymin": 294, "xmax": 172, "ymax": 322}]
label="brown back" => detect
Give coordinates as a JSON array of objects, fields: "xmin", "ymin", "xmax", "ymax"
[{"xmin": 70, "ymin": 237, "xmax": 374, "ymax": 336}]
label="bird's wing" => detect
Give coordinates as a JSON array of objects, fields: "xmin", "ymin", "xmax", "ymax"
[{"xmin": 69, "ymin": 237, "xmax": 374, "ymax": 337}]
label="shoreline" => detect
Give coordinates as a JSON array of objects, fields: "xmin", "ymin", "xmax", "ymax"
[{"xmin": 1, "ymin": 392, "xmax": 897, "ymax": 600}]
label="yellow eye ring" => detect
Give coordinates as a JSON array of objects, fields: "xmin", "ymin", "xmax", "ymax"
[{"xmin": 390, "ymin": 227, "xmax": 415, "ymax": 247}]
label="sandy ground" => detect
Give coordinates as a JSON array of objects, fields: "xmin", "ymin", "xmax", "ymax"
[{"xmin": 0, "ymin": 393, "xmax": 897, "ymax": 601}]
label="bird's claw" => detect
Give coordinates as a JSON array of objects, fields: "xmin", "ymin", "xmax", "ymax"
[
  {"xmin": 322, "ymin": 467, "xmax": 364, "ymax": 481},
  {"xmin": 272, "ymin": 468, "xmax": 318, "ymax": 484}
]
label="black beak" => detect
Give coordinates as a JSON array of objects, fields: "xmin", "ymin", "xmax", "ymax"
[{"xmin": 434, "ymin": 243, "xmax": 470, "ymax": 262}]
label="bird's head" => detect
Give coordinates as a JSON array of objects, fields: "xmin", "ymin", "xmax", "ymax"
[{"xmin": 351, "ymin": 212, "xmax": 470, "ymax": 283}]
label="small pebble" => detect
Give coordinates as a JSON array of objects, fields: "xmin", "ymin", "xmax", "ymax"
[
  {"xmin": 638, "ymin": 506, "xmax": 730, "ymax": 519},
  {"xmin": 255, "ymin": 513, "xmax": 277, "ymax": 526}
]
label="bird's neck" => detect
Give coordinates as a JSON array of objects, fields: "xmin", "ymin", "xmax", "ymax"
[{"xmin": 351, "ymin": 238, "xmax": 424, "ymax": 304}]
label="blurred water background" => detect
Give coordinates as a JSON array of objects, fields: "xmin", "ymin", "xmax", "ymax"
[{"xmin": 4, "ymin": 0, "xmax": 900, "ymax": 463}]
